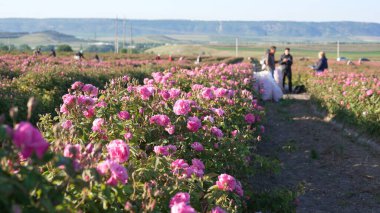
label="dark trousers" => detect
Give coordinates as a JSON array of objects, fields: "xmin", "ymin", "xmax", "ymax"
[{"xmin": 283, "ymin": 68, "xmax": 292, "ymax": 92}]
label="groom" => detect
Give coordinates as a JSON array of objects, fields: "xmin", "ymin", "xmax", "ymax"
[{"xmin": 279, "ymin": 48, "xmax": 293, "ymax": 93}]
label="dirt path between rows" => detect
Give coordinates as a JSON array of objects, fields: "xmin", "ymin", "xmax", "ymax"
[{"xmin": 253, "ymin": 94, "xmax": 380, "ymax": 212}]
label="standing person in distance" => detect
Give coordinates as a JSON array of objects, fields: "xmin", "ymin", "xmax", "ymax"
[
  {"xmin": 49, "ymin": 48, "xmax": 56, "ymax": 57},
  {"xmin": 265, "ymin": 46, "xmax": 277, "ymax": 76},
  {"xmin": 279, "ymin": 48, "xmax": 293, "ymax": 93}
]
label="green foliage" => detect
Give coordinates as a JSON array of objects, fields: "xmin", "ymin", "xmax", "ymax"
[
  {"xmin": 18, "ymin": 44, "xmax": 32, "ymax": 52},
  {"xmin": 224, "ymin": 57, "xmax": 244, "ymax": 65},
  {"xmin": 35, "ymin": 45, "xmax": 55, "ymax": 52},
  {"xmin": 85, "ymin": 45, "xmax": 114, "ymax": 53},
  {"xmin": 56, "ymin": 44, "xmax": 73, "ymax": 52},
  {"xmin": 249, "ymin": 189, "xmax": 298, "ymax": 213},
  {"xmin": 0, "ymin": 43, "xmax": 17, "ymax": 52}
]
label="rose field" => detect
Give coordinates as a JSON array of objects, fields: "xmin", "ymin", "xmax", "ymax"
[
  {"xmin": 1, "ymin": 54, "xmax": 296, "ymax": 213},
  {"xmin": 1, "ymin": 53, "xmax": 379, "ymax": 212},
  {"xmin": 305, "ymin": 69, "xmax": 380, "ymax": 136},
  {"xmin": 292, "ymin": 61, "xmax": 380, "ymax": 137}
]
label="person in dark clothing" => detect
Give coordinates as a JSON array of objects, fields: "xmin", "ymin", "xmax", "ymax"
[
  {"xmin": 34, "ymin": 48, "xmax": 41, "ymax": 56},
  {"xmin": 49, "ymin": 49, "xmax": 56, "ymax": 57},
  {"xmin": 279, "ymin": 48, "xmax": 293, "ymax": 93},
  {"xmin": 76, "ymin": 50, "xmax": 85, "ymax": 61},
  {"xmin": 265, "ymin": 46, "xmax": 277, "ymax": 76},
  {"xmin": 314, "ymin": 51, "xmax": 328, "ymax": 72},
  {"xmin": 94, "ymin": 54, "xmax": 100, "ymax": 62}
]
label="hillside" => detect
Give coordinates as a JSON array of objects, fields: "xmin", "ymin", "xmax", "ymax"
[
  {"xmin": 0, "ymin": 30, "xmax": 82, "ymax": 47},
  {"xmin": 1, "ymin": 19, "xmax": 380, "ymax": 42}
]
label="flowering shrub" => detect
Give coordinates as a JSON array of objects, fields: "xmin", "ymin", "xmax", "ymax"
[
  {"xmin": 1, "ymin": 61, "xmax": 271, "ymax": 212},
  {"xmin": 306, "ymin": 70, "xmax": 380, "ymax": 136}
]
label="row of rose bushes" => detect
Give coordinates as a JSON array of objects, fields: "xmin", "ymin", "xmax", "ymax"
[
  {"xmin": 0, "ymin": 54, "xmax": 186, "ymax": 124},
  {"xmin": 0, "ymin": 63, "xmax": 270, "ymax": 212},
  {"xmin": 305, "ymin": 70, "xmax": 380, "ymax": 137}
]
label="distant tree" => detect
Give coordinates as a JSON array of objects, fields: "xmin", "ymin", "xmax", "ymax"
[
  {"xmin": 19, "ymin": 44, "xmax": 32, "ymax": 52},
  {"xmin": 56, "ymin": 44, "xmax": 73, "ymax": 52},
  {"xmin": 0, "ymin": 43, "xmax": 9, "ymax": 51},
  {"xmin": 120, "ymin": 48, "xmax": 128, "ymax": 53},
  {"xmin": 0, "ymin": 43, "xmax": 16, "ymax": 52},
  {"xmin": 35, "ymin": 45, "xmax": 55, "ymax": 52},
  {"xmin": 85, "ymin": 45, "xmax": 115, "ymax": 53}
]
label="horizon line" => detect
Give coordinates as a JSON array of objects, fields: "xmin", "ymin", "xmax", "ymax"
[{"xmin": 0, "ymin": 17, "xmax": 379, "ymax": 24}]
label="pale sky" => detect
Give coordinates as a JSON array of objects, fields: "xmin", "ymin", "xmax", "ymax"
[{"xmin": 0, "ymin": 0, "xmax": 378, "ymax": 23}]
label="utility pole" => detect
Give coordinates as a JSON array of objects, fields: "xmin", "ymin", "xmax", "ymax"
[
  {"xmin": 235, "ymin": 37, "xmax": 239, "ymax": 57},
  {"xmin": 130, "ymin": 24, "xmax": 133, "ymax": 45},
  {"xmin": 128, "ymin": 23, "xmax": 133, "ymax": 54},
  {"xmin": 122, "ymin": 18, "xmax": 126, "ymax": 50},
  {"xmin": 337, "ymin": 40, "xmax": 340, "ymax": 59},
  {"xmin": 115, "ymin": 17, "xmax": 119, "ymax": 54}
]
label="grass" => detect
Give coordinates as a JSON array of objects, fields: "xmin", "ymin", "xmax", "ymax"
[{"xmin": 146, "ymin": 43, "xmax": 380, "ymax": 60}]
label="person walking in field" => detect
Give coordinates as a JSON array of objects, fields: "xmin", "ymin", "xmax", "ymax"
[
  {"xmin": 265, "ymin": 46, "xmax": 277, "ymax": 76},
  {"xmin": 75, "ymin": 50, "xmax": 85, "ymax": 61},
  {"xmin": 279, "ymin": 48, "xmax": 293, "ymax": 93},
  {"xmin": 34, "ymin": 48, "xmax": 41, "ymax": 56},
  {"xmin": 314, "ymin": 51, "xmax": 328, "ymax": 72},
  {"xmin": 94, "ymin": 54, "xmax": 100, "ymax": 62},
  {"xmin": 49, "ymin": 48, "xmax": 56, "ymax": 57}
]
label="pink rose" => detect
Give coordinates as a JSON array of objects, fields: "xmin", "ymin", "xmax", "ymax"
[
  {"xmin": 96, "ymin": 160, "xmax": 128, "ymax": 186},
  {"xmin": 106, "ymin": 139, "xmax": 130, "ymax": 163},
  {"xmin": 160, "ymin": 90, "xmax": 171, "ymax": 100},
  {"xmin": 231, "ymin": 130, "xmax": 238, "ymax": 137},
  {"xmin": 211, "ymin": 108, "xmax": 225, "ymax": 117},
  {"xmin": 187, "ymin": 117, "xmax": 201, "ymax": 132},
  {"xmin": 170, "ymin": 202, "xmax": 196, "ymax": 213},
  {"xmin": 150, "ymin": 114, "xmax": 171, "ymax": 127},
  {"xmin": 201, "ymin": 88, "xmax": 215, "ymax": 100},
  {"xmin": 12, "ymin": 122, "xmax": 49, "ymax": 159},
  {"xmin": 83, "ymin": 107, "xmax": 95, "ymax": 118},
  {"xmin": 171, "ymin": 159, "xmax": 189, "ymax": 178},
  {"xmin": 244, "ymin": 113, "xmax": 256, "ymax": 124},
  {"xmin": 216, "ymin": 174, "xmax": 236, "ymax": 191},
  {"xmin": 189, "ymin": 158, "xmax": 205, "ymax": 177},
  {"xmin": 71, "ymin": 81, "xmax": 84, "ymax": 90},
  {"xmin": 62, "ymin": 94, "xmax": 76, "ymax": 106},
  {"xmin": 169, "ymin": 192, "xmax": 190, "ymax": 208},
  {"xmin": 211, "ymin": 207, "xmax": 227, "ymax": 213},
  {"xmin": 191, "ymin": 142, "xmax": 204, "ymax": 152},
  {"xmin": 154, "ymin": 145, "xmax": 177, "ymax": 156},
  {"xmin": 92, "ymin": 118, "xmax": 105, "ymax": 133},
  {"xmin": 61, "ymin": 120, "xmax": 73, "ymax": 130},
  {"xmin": 118, "ymin": 111, "xmax": 131, "ymax": 120},
  {"xmin": 138, "ymin": 86, "xmax": 153, "ymax": 100},
  {"xmin": 82, "ymin": 84, "xmax": 98, "ymax": 97},
  {"xmin": 108, "ymin": 160, "xmax": 129, "ymax": 185},
  {"xmin": 60, "ymin": 104, "xmax": 69, "ymax": 114},
  {"xmin": 165, "ymin": 124, "xmax": 176, "ymax": 135},
  {"xmin": 366, "ymin": 89, "xmax": 374, "ymax": 97},
  {"xmin": 211, "ymin": 127, "xmax": 223, "ymax": 139},
  {"xmin": 124, "ymin": 132, "xmax": 133, "ymax": 140},
  {"xmin": 169, "ymin": 88, "xmax": 181, "ymax": 99},
  {"xmin": 173, "ymin": 100, "xmax": 191, "ymax": 115}
]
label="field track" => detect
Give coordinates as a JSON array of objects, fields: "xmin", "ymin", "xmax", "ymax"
[{"xmin": 253, "ymin": 94, "xmax": 380, "ymax": 212}]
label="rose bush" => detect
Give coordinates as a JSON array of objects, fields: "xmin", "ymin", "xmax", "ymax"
[
  {"xmin": 0, "ymin": 60, "xmax": 281, "ymax": 212},
  {"xmin": 306, "ymin": 70, "xmax": 380, "ymax": 136}
]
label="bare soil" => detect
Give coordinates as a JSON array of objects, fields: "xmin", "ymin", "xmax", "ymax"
[{"xmin": 253, "ymin": 94, "xmax": 380, "ymax": 212}]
